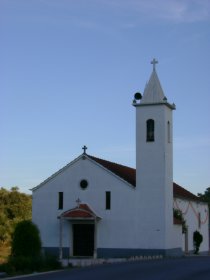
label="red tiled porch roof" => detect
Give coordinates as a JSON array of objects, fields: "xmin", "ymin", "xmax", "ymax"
[{"xmin": 60, "ymin": 204, "xmax": 100, "ymax": 219}]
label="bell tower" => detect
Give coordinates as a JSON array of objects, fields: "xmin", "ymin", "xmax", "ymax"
[{"xmin": 133, "ymin": 59, "xmax": 181, "ymax": 255}]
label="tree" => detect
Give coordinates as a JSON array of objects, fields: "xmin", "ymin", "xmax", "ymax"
[
  {"xmin": 198, "ymin": 187, "xmax": 210, "ymax": 207},
  {"xmin": 11, "ymin": 220, "xmax": 41, "ymax": 258},
  {"xmin": 0, "ymin": 187, "xmax": 32, "ymax": 244},
  {"xmin": 0, "ymin": 212, "xmax": 11, "ymax": 243}
]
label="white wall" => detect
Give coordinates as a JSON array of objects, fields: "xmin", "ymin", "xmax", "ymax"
[
  {"xmin": 32, "ymin": 156, "xmax": 141, "ymax": 251},
  {"xmin": 174, "ymin": 198, "xmax": 209, "ymax": 253}
]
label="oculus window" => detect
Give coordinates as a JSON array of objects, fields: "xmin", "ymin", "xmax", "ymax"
[{"xmin": 80, "ymin": 179, "xmax": 88, "ymax": 190}]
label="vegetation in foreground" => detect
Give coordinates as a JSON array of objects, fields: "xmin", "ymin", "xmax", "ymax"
[
  {"xmin": 0, "ymin": 187, "xmax": 32, "ymax": 245},
  {"xmin": 0, "ymin": 188, "xmax": 61, "ymax": 276},
  {"xmin": 0, "ymin": 220, "xmax": 61, "ymax": 276},
  {"xmin": 0, "ymin": 243, "xmax": 10, "ymax": 264},
  {"xmin": 0, "ymin": 187, "xmax": 31, "ymax": 265}
]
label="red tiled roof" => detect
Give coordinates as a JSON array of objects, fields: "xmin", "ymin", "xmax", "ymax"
[
  {"xmin": 173, "ymin": 182, "xmax": 200, "ymax": 201},
  {"xmin": 61, "ymin": 204, "xmax": 98, "ymax": 219},
  {"xmin": 89, "ymin": 155, "xmax": 136, "ymax": 186},
  {"xmin": 88, "ymin": 155, "xmax": 200, "ymax": 202}
]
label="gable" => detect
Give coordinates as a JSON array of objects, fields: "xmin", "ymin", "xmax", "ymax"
[
  {"xmin": 32, "ymin": 154, "xmax": 135, "ymax": 192},
  {"xmin": 32, "ymin": 153, "xmax": 200, "ymax": 202}
]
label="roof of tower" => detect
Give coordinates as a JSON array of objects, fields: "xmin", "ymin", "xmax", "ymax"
[
  {"xmin": 133, "ymin": 59, "xmax": 175, "ymax": 109},
  {"xmin": 141, "ymin": 59, "xmax": 165, "ymax": 104}
]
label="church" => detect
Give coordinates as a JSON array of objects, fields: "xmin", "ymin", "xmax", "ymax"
[{"xmin": 32, "ymin": 60, "xmax": 209, "ymax": 259}]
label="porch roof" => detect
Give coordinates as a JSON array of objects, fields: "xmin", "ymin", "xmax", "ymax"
[{"xmin": 60, "ymin": 204, "xmax": 101, "ymax": 220}]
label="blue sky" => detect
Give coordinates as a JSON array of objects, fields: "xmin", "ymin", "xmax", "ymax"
[{"xmin": 1, "ymin": 0, "xmax": 210, "ymax": 195}]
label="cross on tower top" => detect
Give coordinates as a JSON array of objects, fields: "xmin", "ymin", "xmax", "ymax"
[
  {"xmin": 151, "ymin": 58, "xmax": 158, "ymax": 71},
  {"xmin": 82, "ymin": 145, "xmax": 87, "ymax": 154}
]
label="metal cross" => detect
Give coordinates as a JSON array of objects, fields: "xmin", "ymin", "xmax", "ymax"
[
  {"xmin": 151, "ymin": 58, "xmax": 158, "ymax": 71},
  {"xmin": 82, "ymin": 145, "xmax": 87, "ymax": 154},
  {"xmin": 76, "ymin": 198, "xmax": 81, "ymax": 207}
]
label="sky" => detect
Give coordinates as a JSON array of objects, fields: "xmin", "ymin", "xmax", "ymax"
[{"xmin": 1, "ymin": 0, "xmax": 210, "ymax": 195}]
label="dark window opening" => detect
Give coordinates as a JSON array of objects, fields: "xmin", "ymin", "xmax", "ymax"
[
  {"xmin": 106, "ymin": 191, "xmax": 111, "ymax": 210},
  {"xmin": 167, "ymin": 121, "xmax": 171, "ymax": 143},
  {"xmin": 147, "ymin": 119, "xmax": 155, "ymax": 142},
  {"xmin": 58, "ymin": 192, "xmax": 63, "ymax": 210}
]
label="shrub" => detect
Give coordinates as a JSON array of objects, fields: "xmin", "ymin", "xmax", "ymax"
[
  {"xmin": 42, "ymin": 254, "xmax": 61, "ymax": 270},
  {"xmin": 193, "ymin": 230, "xmax": 203, "ymax": 254},
  {"xmin": 11, "ymin": 220, "xmax": 41, "ymax": 258},
  {"xmin": 2, "ymin": 221, "xmax": 61, "ymax": 275}
]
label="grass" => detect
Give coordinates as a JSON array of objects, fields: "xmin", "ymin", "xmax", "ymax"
[{"xmin": 0, "ymin": 244, "xmax": 10, "ymax": 264}]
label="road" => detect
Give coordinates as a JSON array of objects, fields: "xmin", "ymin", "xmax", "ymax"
[{"xmin": 7, "ymin": 257, "xmax": 210, "ymax": 280}]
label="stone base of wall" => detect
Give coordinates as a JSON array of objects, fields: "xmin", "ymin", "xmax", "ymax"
[
  {"xmin": 42, "ymin": 246, "xmax": 183, "ymax": 259},
  {"xmin": 42, "ymin": 247, "xmax": 69, "ymax": 258},
  {"xmin": 97, "ymin": 248, "xmax": 183, "ymax": 258}
]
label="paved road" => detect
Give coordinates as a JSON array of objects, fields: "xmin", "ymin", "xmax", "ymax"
[{"xmin": 7, "ymin": 257, "xmax": 210, "ymax": 280}]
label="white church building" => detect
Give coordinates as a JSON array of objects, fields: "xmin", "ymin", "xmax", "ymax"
[{"xmin": 32, "ymin": 60, "xmax": 209, "ymax": 258}]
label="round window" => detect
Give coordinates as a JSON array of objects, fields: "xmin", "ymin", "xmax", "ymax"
[{"xmin": 80, "ymin": 179, "xmax": 88, "ymax": 190}]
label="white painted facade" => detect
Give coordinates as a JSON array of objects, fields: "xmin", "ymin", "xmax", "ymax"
[
  {"xmin": 32, "ymin": 60, "xmax": 209, "ymax": 258},
  {"xmin": 32, "ymin": 156, "xmax": 139, "ymax": 256},
  {"xmin": 174, "ymin": 198, "xmax": 209, "ymax": 253}
]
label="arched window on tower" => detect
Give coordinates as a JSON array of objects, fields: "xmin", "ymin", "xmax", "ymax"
[
  {"xmin": 146, "ymin": 119, "xmax": 155, "ymax": 142},
  {"xmin": 167, "ymin": 121, "xmax": 171, "ymax": 143}
]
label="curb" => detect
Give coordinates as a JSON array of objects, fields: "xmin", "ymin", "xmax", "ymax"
[{"xmin": 2, "ymin": 269, "xmax": 66, "ymax": 280}]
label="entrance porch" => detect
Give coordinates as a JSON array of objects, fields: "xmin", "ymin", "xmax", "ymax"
[{"xmin": 58, "ymin": 202, "xmax": 101, "ymax": 259}]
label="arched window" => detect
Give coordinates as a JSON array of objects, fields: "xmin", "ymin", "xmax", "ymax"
[
  {"xmin": 146, "ymin": 119, "xmax": 155, "ymax": 142},
  {"xmin": 167, "ymin": 121, "xmax": 171, "ymax": 143}
]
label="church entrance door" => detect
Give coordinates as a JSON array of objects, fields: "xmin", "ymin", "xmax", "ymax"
[{"xmin": 73, "ymin": 224, "xmax": 95, "ymax": 257}]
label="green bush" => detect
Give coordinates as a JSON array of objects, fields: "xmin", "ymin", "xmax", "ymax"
[
  {"xmin": 11, "ymin": 220, "xmax": 41, "ymax": 258},
  {"xmin": 8, "ymin": 256, "xmax": 43, "ymax": 272},
  {"xmin": 0, "ymin": 262, "xmax": 15, "ymax": 276},
  {"xmin": 193, "ymin": 230, "xmax": 203, "ymax": 254},
  {"xmin": 1, "ymin": 220, "xmax": 61, "ymax": 276},
  {"xmin": 43, "ymin": 254, "xmax": 61, "ymax": 270},
  {"xmin": 1, "ymin": 254, "xmax": 61, "ymax": 275}
]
